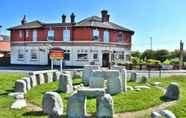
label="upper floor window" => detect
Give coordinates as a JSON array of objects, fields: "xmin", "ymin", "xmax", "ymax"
[
  {"xmin": 63, "ymin": 30, "xmax": 70, "ymax": 41},
  {"xmin": 19, "ymin": 30, "xmax": 23, "ymax": 39},
  {"xmin": 32, "ymin": 30, "xmax": 37, "ymax": 42},
  {"xmin": 26, "ymin": 30, "xmax": 29, "ymax": 38},
  {"xmin": 93, "ymin": 29, "xmax": 99, "ymax": 41},
  {"xmin": 116, "ymin": 32, "xmax": 123, "ymax": 42},
  {"xmin": 48, "ymin": 30, "xmax": 54, "ymax": 41},
  {"xmin": 103, "ymin": 30, "xmax": 109, "ymax": 42}
]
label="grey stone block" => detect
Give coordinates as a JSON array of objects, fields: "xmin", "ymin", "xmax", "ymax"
[
  {"xmin": 58, "ymin": 74, "xmax": 73, "ymax": 93},
  {"xmin": 160, "ymin": 110, "xmax": 176, "ymax": 118},
  {"xmin": 23, "ymin": 77, "xmax": 31, "ymax": 90},
  {"xmin": 30, "ymin": 75, "xmax": 37, "ymax": 87},
  {"xmin": 42, "ymin": 92, "xmax": 63, "ymax": 117},
  {"xmin": 67, "ymin": 93, "xmax": 86, "ymax": 118},
  {"xmin": 151, "ymin": 111, "xmax": 162, "ymax": 118},
  {"xmin": 96, "ymin": 94, "xmax": 114, "ymax": 118},
  {"xmin": 15, "ymin": 80, "xmax": 27, "ymax": 93},
  {"xmin": 78, "ymin": 88, "xmax": 105, "ymax": 98},
  {"xmin": 165, "ymin": 82, "xmax": 180, "ymax": 100}
]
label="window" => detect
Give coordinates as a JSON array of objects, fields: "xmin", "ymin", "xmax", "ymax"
[
  {"xmin": 19, "ymin": 30, "xmax": 23, "ymax": 39},
  {"xmin": 116, "ymin": 32, "xmax": 123, "ymax": 42},
  {"xmin": 78, "ymin": 54, "xmax": 88, "ymax": 60},
  {"xmin": 48, "ymin": 30, "xmax": 54, "ymax": 41},
  {"xmin": 64, "ymin": 50, "xmax": 70, "ymax": 61},
  {"xmin": 103, "ymin": 30, "xmax": 109, "ymax": 42},
  {"xmin": 32, "ymin": 30, "xmax": 37, "ymax": 42},
  {"xmin": 26, "ymin": 30, "xmax": 29, "ymax": 38},
  {"xmin": 126, "ymin": 54, "xmax": 130, "ymax": 61},
  {"xmin": 93, "ymin": 29, "xmax": 99, "ymax": 41},
  {"xmin": 93, "ymin": 53, "xmax": 98, "ymax": 60},
  {"xmin": 17, "ymin": 49, "xmax": 24, "ymax": 59},
  {"xmin": 63, "ymin": 30, "xmax": 70, "ymax": 41},
  {"xmin": 31, "ymin": 49, "xmax": 38, "ymax": 60}
]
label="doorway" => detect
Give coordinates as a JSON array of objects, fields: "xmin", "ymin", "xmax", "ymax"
[{"xmin": 102, "ymin": 53, "xmax": 109, "ymax": 67}]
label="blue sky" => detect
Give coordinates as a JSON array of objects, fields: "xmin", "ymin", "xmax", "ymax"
[{"xmin": 0, "ymin": 0, "xmax": 186, "ymax": 51}]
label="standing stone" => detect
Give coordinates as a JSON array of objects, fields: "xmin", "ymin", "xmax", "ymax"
[
  {"xmin": 39, "ymin": 73, "xmax": 45, "ymax": 84},
  {"xmin": 136, "ymin": 76, "xmax": 147, "ymax": 83},
  {"xmin": 23, "ymin": 77, "xmax": 31, "ymax": 90},
  {"xmin": 53, "ymin": 71, "xmax": 60, "ymax": 81},
  {"xmin": 96, "ymin": 94, "xmax": 114, "ymax": 118},
  {"xmin": 47, "ymin": 72, "xmax": 53, "ymax": 83},
  {"xmin": 67, "ymin": 93, "xmax": 86, "ymax": 118},
  {"xmin": 82, "ymin": 65, "xmax": 99, "ymax": 86},
  {"xmin": 106, "ymin": 70, "xmax": 123, "ymax": 95},
  {"xmin": 15, "ymin": 80, "xmax": 27, "ymax": 93},
  {"xmin": 42, "ymin": 92, "xmax": 63, "ymax": 117},
  {"xmin": 165, "ymin": 82, "xmax": 180, "ymax": 100},
  {"xmin": 130, "ymin": 72, "xmax": 137, "ymax": 82},
  {"xmin": 89, "ymin": 76, "xmax": 105, "ymax": 88},
  {"xmin": 78, "ymin": 88, "xmax": 105, "ymax": 98},
  {"xmin": 43, "ymin": 72, "xmax": 49, "ymax": 83},
  {"xmin": 58, "ymin": 74, "xmax": 73, "ymax": 93},
  {"xmin": 122, "ymin": 69, "xmax": 127, "ymax": 92},
  {"xmin": 30, "ymin": 75, "xmax": 37, "ymax": 87}
]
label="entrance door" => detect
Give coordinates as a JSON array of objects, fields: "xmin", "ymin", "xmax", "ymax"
[{"xmin": 102, "ymin": 53, "xmax": 109, "ymax": 67}]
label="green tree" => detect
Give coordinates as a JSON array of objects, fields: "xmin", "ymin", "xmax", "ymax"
[
  {"xmin": 141, "ymin": 50, "xmax": 155, "ymax": 60},
  {"xmin": 154, "ymin": 49, "xmax": 169, "ymax": 62}
]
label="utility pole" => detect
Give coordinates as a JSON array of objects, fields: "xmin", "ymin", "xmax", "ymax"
[
  {"xmin": 179, "ymin": 40, "xmax": 184, "ymax": 70},
  {"xmin": 150, "ymin": 37, "xmax": 152, "ymax": 51}
]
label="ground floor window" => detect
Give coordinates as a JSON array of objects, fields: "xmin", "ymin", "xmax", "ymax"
[
  {"xmin": 31, "ymin": 49, "xmax": 38, "ymax": 60},
  {"xmin": 126, "ymin": 54, "xmax": 130, "ymax": 61},
  {"xmin": 93, "ymin": 53, "xmax": 98, "ymax": 60},
  {"xmin": 64, "ymin": 50, "xmax": 70, "ymax": 61},
  {"xmin": 77, "ymin": 54, "xmax": 88, "ymax": 60},
  {"xmin": 17, "ymin": 49, "xmax": 24, "ymax": 60}
]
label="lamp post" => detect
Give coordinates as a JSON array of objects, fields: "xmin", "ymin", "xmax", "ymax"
[{"xmin": 179, "ymin": 40, "xmax": 184, "ymax": 70}]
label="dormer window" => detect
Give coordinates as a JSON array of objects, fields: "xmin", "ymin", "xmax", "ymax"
[
  {"xmin": 116, "ymin": 32, "xmax": 123, "ymax": 42},
  {"xmin": 93, "ymin": 29, "xmax": 99, "ymax": 41},
  {"xmin": 48, "ymin": 30, "xmax": 54, "ymax": 41}
]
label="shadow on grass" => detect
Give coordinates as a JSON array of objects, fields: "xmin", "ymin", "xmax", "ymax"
[
  {"xmin": 23, "ymin": 110, "xmax": 46, "ymax": 117},
  {"xmin": 160, "ymin": 95, "xmax": 175, "ymax": 102}
]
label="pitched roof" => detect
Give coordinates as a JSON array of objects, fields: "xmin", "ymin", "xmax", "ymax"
[
  {"xmin": 75, "ymin": 16, "xmax": 134, "ymax": 34},
  {"xmin": 7, "ymin": 20, "xmax": 44, "ymax": 30}
]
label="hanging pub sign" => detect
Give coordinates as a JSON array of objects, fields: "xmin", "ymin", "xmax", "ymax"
[{"xmin": 49, "ymin": 47, "xmax": 64, "ymax": 60}]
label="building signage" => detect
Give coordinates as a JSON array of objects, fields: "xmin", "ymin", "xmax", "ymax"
[{"xmin": 49, "ymin": 49, "xmax": 64, "ymax": 60}]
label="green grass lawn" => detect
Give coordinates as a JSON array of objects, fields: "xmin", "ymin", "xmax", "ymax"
[{"xmin": 0, "ymin": 72, "xmax": 186, "ymax": 118}]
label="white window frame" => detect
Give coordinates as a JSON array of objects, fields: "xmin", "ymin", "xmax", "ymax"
[
  {"xmin": 48, "ymin": 30, "xmax": 55, "ymax": 41},
  {"xmin": 103, "ymin": 30, "xmax": 109, "ymax": 42},
  {"xmin": 117, "ymin": 32, "xmax": 124, "ymax": 43},
  {"xmin": 63, "ymin": 30, "xmax": 70, "ymax": 41},
  {"xmin": 17, "ymin": 49, "xmax": 24, "ymax": 60},
  {"xmin": 32, "ymin": 30, "xmax": 37, "ymax": 42},
  {"xmin": 31, "ymin": 49, "xmax": 38, "ymax": 60},
  {"xmin": 93, "ymin": 29, "xmax": 99, "ymax": 41},
  {"xmin": 64, "ymin": 50, "xmax": 71, "ymax": 61}
]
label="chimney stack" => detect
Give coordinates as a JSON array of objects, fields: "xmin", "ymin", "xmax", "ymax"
[
  {"xmin": 70, "ymin": 13, "xmax": 75, "ymax": 23},
  {"xmin": 21, "ymin": 15, "xmax": 27, "ymax": 25},
  {"xmin": 101, "ymin": 10, "xmax": 110, "ymax": 22},
  {"xmin": 62, "ymin": 14, "xmax": 66, "ymax": 23}
]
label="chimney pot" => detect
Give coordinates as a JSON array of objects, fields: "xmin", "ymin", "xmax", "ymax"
[
  {"xmin": 70, "ymin": 13, "xmax": 75, "ymax": 23},
  {"xmin": 21, "ymin": 15, "xmax": 27, "ymax": 25},
  {"xmin": 62, "ymin": 14, "xmax": 66, "ymax": 23},
  {"xmin": 101, "ymin": 10, "xmax": 109, "ymax": 22}
]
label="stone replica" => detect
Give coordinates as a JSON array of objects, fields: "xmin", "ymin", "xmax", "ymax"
[
  {"xmin": 78, "ymin": 88, "xmax": 105, "ymax": 98},
  {"xmin": 130, "ymin": 72, "xmax": 137, "ymax": 82},
  {"xmin": 89, "ymin": 70, "xmax": 123, "ymax": 95},
  {"xmin": 23, "ymin": 77, "xmax": 31, "ymax": 90},
  {"xmin": 42, "ymin": 92, "xmax": 63, "ymax": 117},
  {"xmin": 15, "ymin": 80, "xmax": 27, "ymax": 93},
  {"xmin": 58, "ymin": 73, "xmax": 73, "ymax": 93},
  {"xmin": 30, "ymin": 75, "xmax": 37, "ymax": 87},
  {"xmin": 39, "ymin": 73, "xmax": 45, "ymax": 84},
  {"xmin": 96, "ymin": 94, "xmax": 114, "ymax": 118},
  {"xmin": 11, "ymin": 93, "xmax": 26, "ymax": 109},
  {"xmin": 67, "ymin": 93, "xmax": 86, "ymax": 118},
  {"xmin": 111, "ymin": 66, "xmax": 128, "ymax": 92},
  {"xmin": 53, "ymin": 71, "xmax": 60, "ymax": 81},
  {"xmin": 136, "ymin": 76, "xmax": 147, "ymax": 83},
  {"xmin": 47, "ymin": 72, "xmax": 54, "ymax": 83},
  {"xmin": 82, "ymin": 65, "xmax": 99, "ymax": 86},
  {"xmin": 165, "ymin": 82, "xmax": 180, "ymax": 100},
  {"xmin": 160, "ymin": 110, "xmax": 176, "ymax": 118}
]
